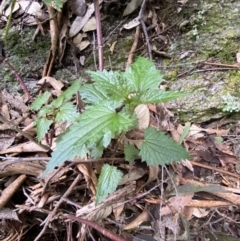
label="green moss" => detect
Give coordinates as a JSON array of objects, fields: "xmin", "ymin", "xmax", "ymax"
[
  {"xmin": 164, "ymin": 70, "xmax": 178, "ymax": 81},
  {"xmin": 224, "ymin": 71, "xmax": 240, "ymax": 95}
]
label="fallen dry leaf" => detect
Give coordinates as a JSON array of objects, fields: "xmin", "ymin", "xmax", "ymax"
[
  {"xmin": 123, "ymin": 209, "xmax": 150, "ymax": 230},
  {"xmin": 18, "ymin": 1, "xmax": 41, "ymax": 16},
  {"xmin": 0, "ymin": 129, "xmax": 15, "ymax": 151},
  {"xmin": 37, "ymin": 76, "xmax": 64, "ymax": 96},
  {"xmin": 123, "ymin": 17, "xmax": 140, "ymax": 29},
  {"xmin": 83, "ymin": 17, "xmax": 96, "ymax": 32},
  {"xmin": 161, "ymin": 194, "xmax": 194, "ymax": 216},
  {"xmin": 192, "ymin": 207, "xmax": 209, "ymax": 218},
  {"xmin": 119, "ymin": 168, "xmax": 145, "ymax": 185},
  {"xmin": 112, "ymin": 199, "xmax": 125, "ymax": 220},
  {"xmin": 0, "ymin": 208, "xmax": 20, "ymax": 221},
  {"xmin": 0, "ymin": 142, "xmax": 48, "ymax": 154},
  {"xmin": 123, "ymin": 0, "xmax": 142, "ymax": 16},
  {"xmin": 134, "ymin": 104, "xmax": 150, "ymax": 130},
  {"xmin": 77, "ymin": 163, "xmax": 98, "ymax": 195},
  {"xmin": 69, "ymin": 0, "xmax": 103, "ymax": 37}
]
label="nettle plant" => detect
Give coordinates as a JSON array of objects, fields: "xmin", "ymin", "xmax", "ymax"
[{"xmin": 32, "ymin": 57, "xmax": 190, "ymax": 204}]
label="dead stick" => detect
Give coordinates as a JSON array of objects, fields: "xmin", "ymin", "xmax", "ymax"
[
  {"xmin": 0, "ymin": 174, "xmax": 26, "ymax": 208},
  {"xmin": 126, "ymin": 26, "xmax": 140, "ymax": 69},
  {"xmin": 190, "ymin": 160, "xmax": 240, "ymax": 179},
  {"xmin": 65, "ymin": 215, "xmax": 130, "ymax": 241},
  {"xmin": 203, "ymin": 61, "xmax": 240, "ymax": 69},
  {"xmin": 138, "ymin": 0, "xmax": 152, "ymax": 60},
  {"xmin": 0, "ymin": 56, "xmax": 33, "ymax": 101},
  {"xmin": 94, "ymin": 0, "xmax": 103, "ymax": 71}
]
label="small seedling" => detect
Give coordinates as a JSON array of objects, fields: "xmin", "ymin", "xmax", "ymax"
[{"xmin": 32, "ymin": 57, "xmax": 191, "ymax": 204}]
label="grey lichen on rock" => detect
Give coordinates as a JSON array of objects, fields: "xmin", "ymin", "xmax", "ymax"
[{"xmin": 162, "ymin": 0, "xmax": 240, "ymax": 122}]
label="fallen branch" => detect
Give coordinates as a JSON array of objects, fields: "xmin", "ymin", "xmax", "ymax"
[{"xmin": 65, "ymin": 214, "xmax": 130, "ymax": 241}]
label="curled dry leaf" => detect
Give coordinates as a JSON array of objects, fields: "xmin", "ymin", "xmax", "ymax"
[
  {"xmin": 123, "ymin": 209, "xmax": 150, "ymax": 230},
  {"xmin": 69, "ymin": 0, "xmax": 103, "ymax": 37},
  {"xmin": 82, "ymin": 17, "xmax": 96, "ymax": 32},
  {"xmin": 119, "ymin": 168, "xmax": 145, "ymax": 185},
  {"xmin": 18, "ymin": 1, "xmax": 41, "ymax": 16},
  {"xmin": 37, "ymin": 76, "xmax": 64, "ymax": 96},
  {"xmin": 123, "ymin": 17, "xmax": 140, "ymax": 29},
  {"xmin": 192, "ymin": 207, "xmax": 209, "ymax": 218},
  {"xmin": 112, "ymin": 198, "xmax": 125, "ymax": 219},
  {"xmin": 78, "ymin": 40, "xmax": 90, "ymax": 51},
  {"xmin": 134, "ymin": 104, "xmax": 150, "ymax": 130},
  {"xmin": 161, "ymin": 194, "xmax": 194, "ymax": 216},
  {"xmin": 123, "ymin": 0, "xmax": 142, "ymax": 16},
  {"xmin": 0, "ymin": 141, "xmax": 48, "ymax": 154},
  {"xmin": 77, "ymin": 163, "xmax": 98, "ymax": 195},
  {"xmin": 68, "ymin": 0, "xmax": 86, "ymax": 16},
  {"xmin": 2, "ymin": 2, "xmax": 19, "ymax": 16}
]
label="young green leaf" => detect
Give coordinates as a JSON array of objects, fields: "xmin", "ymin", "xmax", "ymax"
[
  {"xmin": 179, "ymin": 123, "xmax": 191, "ymax": 144},
  {"xmin": 62, "ymin": 79, "xmax": 82, "ymax": 101},
  {"xmin": 36, "ymin": 118, "xmax": 53, "ymax": 142},
  {"xmin": 96, "ymin": 164, "xmax": 123, "ymax": 205},
  {"xmin": 42, "ymin": 100, "xmax": 136, "ymax": 176},
  {"xmin": 55, "ymin": 102, "xmax": 79, "ymax": 122},
  {"xmin": 37, "ymin": 105, "xmax": 53, "ymax": 118},
  {"xmin": 31, "ymin": 92, "xmax": 51, "ymax": 111},
  {"xmin": 139, "ymin": 127, "xmax": 191, "ymax": 166},
  {"xmin": 124, "ymin": 144, "xmax": 139, "ymax": 162},
  {"xmin": 42, "ymin": 0, "xmax": 63, "ymax": 11},
  {"xmin": 80, "ymin": 84, "xmax": 109, "ymax": 104},
  {"xmin": 50, "ymin": 79, "xmax": 82, "ymax": 109},
  {"xmin": 86, "ymin": 70, "xmax": 132, "ymax": 100},
  {"xmin": 50, "ymin": 95, "xmax": 65, "ymax": 109},
  {"xmin": 124, "ymin": 57, "xmax": 163, "ymax": 92},
  {"xmin": 89, "ymin": 144, "xmax": 104, "ymax": 159},
  {"xmin": 138, "ymin": 89, "xmax": 189, "ymax": 104}
]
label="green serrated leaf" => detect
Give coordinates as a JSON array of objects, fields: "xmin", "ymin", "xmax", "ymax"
[
  {"xmin": 50, "ymin": 80, "xmax": 82, "ymax": 109},
  {"xmin": 43, "ymin": 100, "xmax": 136, "ymax": 176},
  {"xmin": 80, "ymin": 84, "xmax": 108, "ymax": 104},
  {"xmin": 36, "ymin": 118, "xmax": 53, "ymax": 142},
  {"xmin": 102, "ymin": 131, "xmax": 113, "ymax": 148},
  {"xmin": 96, "ymin": 164, "xmax": 123, "ymax": 205},
  {"xmin": 124, "ymin": 144, "xmax": 139, "ymax": 162},
  {"xmin": 138, "ymin": 89, "xmax": 189, "ymax": 104},
  {"xmin": 124, "ymin": 57, "xmax": 163, "ymax": 92},
  {"xmin": 31, "ymin": 92, "xmax": 51, "ymax": 111},
  {"xmin": 139, "ymin": 127, "xmax": 191, "ymax": 166},
  {"xmin": 87, "ymin": 70, "xmax": 132, "ymax": 100},
  {"xmin": 42, "ymin": 0, "xmax": 64, "ymax": 11},
  {"xmin": 51, "ymin": 95, "xmax": 65, "ymax": 109},
  {"xmin": 62, "ymin": 79, "xmax": 82, "ymax": 101},
  {"xmin": 55, "ymin": 102, "xmax": 79, "ymax": 122},
  {"xmin": 38, "ymin": 105, "xmax": 53, "ymax": 118},
  {"xmin": 89, "ymin": 144, "xmax": 104, "ymax": 159}
]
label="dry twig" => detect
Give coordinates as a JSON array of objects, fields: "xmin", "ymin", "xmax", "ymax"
[{"xmin": 33, "ymin": 174, "xmax": 82, "ymax": 241}]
